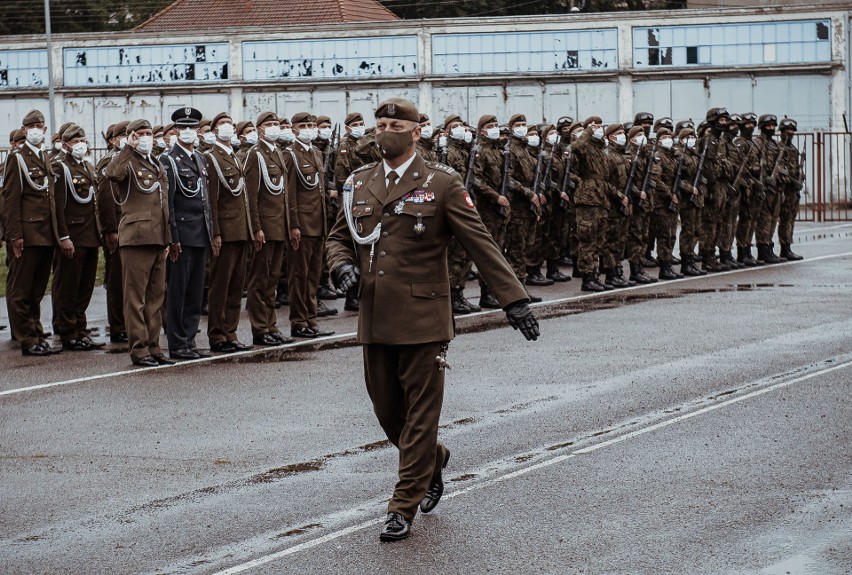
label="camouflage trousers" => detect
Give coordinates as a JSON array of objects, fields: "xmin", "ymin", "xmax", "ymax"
[
  {"xmin": 626, "ymin": 208, "xmax": 651, "ymax": 265},
  {"xmin": 544, "ymin": 205, "xmax": 567, "ymax": 264},
  {"xmin": 504, "ymin": 214, "xmax": 536, "ymax": 281},
  {"xmin": 651, "ymin": 208, "xmax": 678, "ymax": 263},
  {"xmin": 735, "ymin": 185, "xmax": 761, "ymax": 249},
  {"xmin": 565, "ymin": 203, "xmax": 578, "ymax": 258},
  {"xmin": 718, "ymin": 188, "xmax": 741, "ymax": 252},
  {"xmin": 678, "ymin": 202, "xmax": 702, "ymax": 259},
  {"xmin": 603, "ymin": 209, "xmax": 630, "ymax": 270},
  {"xmin": 754, "ymin": 190, "xmax": 781, "ymax": 246},
  {"xmin": 777, "ymin": 185, "xmax": 801, "ymax": 246},
  {"xmin": 447, "ymin": 237, "xmax": 473, "ymax": 289},
  {"xmin": 699, "ymin": 183, "xmax": 726, "ymax": 255},
  {"xmin": 527, "ymin": 207, "xmax": 550, "ymax": 267},
  {"xmin": 646, "ymin": 207, "xmax": 658, "ymax": 255},
  {"xmin": 575, "ymin": 205, "xmax": 608, "ymax": 275}
]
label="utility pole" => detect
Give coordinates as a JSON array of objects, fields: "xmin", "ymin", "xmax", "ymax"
[{"xmin": 44, "ymin": 0, "xmax": 56, "ymax": 132}]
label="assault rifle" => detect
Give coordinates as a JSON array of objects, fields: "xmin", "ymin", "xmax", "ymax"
[
  {"xmin": 530, "ymin": 140, "xmax": 545, "ymax": 217},
  {"xmin": 439, "ymin": 138, "xmax": 448, "ymax": 164},
  {"xmin": 559, "ymin": 144, "xmax": 574, "ymax": 210},
  {"xmin": 669, "ymin": 150, "xmax": 684, "ymax": 212},
  {"xmin": 497, "ymin": 140, "xmax": 511, "ymax": 219},
  {"xmin": 323, "ymin": 123, "xmax": 340, "ymax": 213},
  {"xmin": 796, "ymin": 149, "xmax": 807, "ymax": 200},
  {"xmin": 764, "ymin": 138, "xmax": 786, "ymax": 194},
  {"xmin": 622, "ymin": 146, "xmax": 642, "ymax": 215},
  {"xmin": 692, "ymin": 137, "xmax": 709, "ymax": 207},
  {"xmin": 727, "ymin": 140, "xmax": 756, "ymax": 206},
  {"xmin": 637, "ymin": 139, "xmax": 658, "ymax": 212},
  {"xmin": 464, "ymin": 131, "xmax": 479, "ymax": 201},
  {"xmin": 541, "ymin": 139, "xmax": 557, "ymax": 212}
]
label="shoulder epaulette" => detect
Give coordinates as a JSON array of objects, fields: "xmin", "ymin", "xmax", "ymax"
[
  {"xmin": 353, "ymin": 161, "xmax": 377, "ymax": 174},
  {"xmin": 426, "ymin": 161, "xmax": 455, "ymax": 175}
]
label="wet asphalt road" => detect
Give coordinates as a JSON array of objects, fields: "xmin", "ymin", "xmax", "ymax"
[{"xmin": 1, "ymin": 223, "xmax": 851, "ymax": 575}]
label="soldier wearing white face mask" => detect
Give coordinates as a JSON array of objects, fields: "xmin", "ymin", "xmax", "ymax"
[
  {"xmin": 235, "ymin": 121, "xmax": 256, "ymax": 165},
  {"xmin": 276, "ymin": 117, "xmax": 296, "ymax": 153},
  {"xmin": 416, "ymin": 114, "xmax": 438, "ymax": 162},
  {"xmin": 675, "ymin": 127, "xmax": 704, "ymax": 277}
]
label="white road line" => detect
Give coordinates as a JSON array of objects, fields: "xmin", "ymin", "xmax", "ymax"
[
  {"xmin": 2, "ymin": 249, "xmax": 852, "ymax": 400},
  {"xmin": 209, "ymin": 356, "xmax": 852, "ymax": 575},
  {"xmin": 795, "ymin": 222, "xmax": 852, "ymax": 232}
]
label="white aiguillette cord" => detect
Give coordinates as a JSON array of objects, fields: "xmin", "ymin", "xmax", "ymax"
[{"xmin": 342, "ymin": 176, "xmax": 381, "ymax": 272}]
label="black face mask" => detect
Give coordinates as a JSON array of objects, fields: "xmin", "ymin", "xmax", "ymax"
[
  {"xmin": 376, "ymin": 130, "xmax": 414, "ymax": 160},
  {"xmin": 762, "ymin": 127, "xmax": 776, "ymax": 136}
]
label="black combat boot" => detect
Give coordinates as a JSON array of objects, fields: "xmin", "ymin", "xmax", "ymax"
[
  {"xmin": 658, "ymin": 261, "xmax": 679, "ymax": 281},
  {"xmin": 478, "ymin": 284, "xmax": 501, "ymax": 309},
  {"xmin": 526, "ymin": 266, "xmax": 554, "ymax": 286},
  {"xmin": 702, "ymin": 253, "xmax": 722, "ymax": 273},
  {"xmin": 742, "ymin": 245, "xmax": 759, "ymax": 267},
  {"xmin": 597, "ymin": 269, "xmax": 614, "ymax": 290},
  {"xmin": 558, "ymin": 249, "xmax": 573, "ymax": 267},
  {"xmin": 344, "ymin": 286, "xmax": 360, "ymax": 312},
  {"xmin": 761, "ymin": 243, "xmax": 783, "ymax": 264},
  {"xmin": 617, "ymin": 264, "xmax": 636, "ymax": 286},
  {"xmin": 780, "ymin": 244, "xmax": 803, "ymax": 261},
  {"xmin": 629, "ymin": 263, "xmax": 655, "ymax": 285},
  {"xmin": 581, "ymin": 273, "xmax": 606, "ymax": 292},
  {"xmin": 671, "ymin": 254, "xmax": 681, "ymax": 265},
  {"xmin": 451, "ymin": 287, "xmax": 473, "ymax": 314},
  {"xmin": 681, "ymin": 255, "xmax": 701, "ymax": 277},
  {"xmin": 460, "ymin": 290, "xmax": 481, "ymax": 313},
  {"xmin": 719, "ymin": 250, "xmax": 738, "ymax": 269},
  {"xmin": 606, "ymin": 268, "xmax": 629, "ymax": 289},
  {"xmin": 317, "ymin": 274, "xmax": 338, "ymax": 300},
  {"xmin": 316, "ymin": 299, "xmax": 338, "ymax": 317},
  {"xmin": 643, "ymin": 249, "xmax": 658, "ymax": 268},
  {"xmin": 545, "ymin": 260, "xmax": 571, "ymax": 282}
]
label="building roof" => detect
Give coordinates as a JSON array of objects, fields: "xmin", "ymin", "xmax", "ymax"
[{"xmin": 136, "ymin": 0, "xmax": 399, "ymax": 32}]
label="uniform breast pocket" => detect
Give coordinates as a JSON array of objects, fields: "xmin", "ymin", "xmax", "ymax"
[
  {"xmin": 400, "ymin": 203, "xmax": 437, "ymax": 239},
  {"xmin": 351, "ymin": 202, "xmax": 377, "ymax": 233}
]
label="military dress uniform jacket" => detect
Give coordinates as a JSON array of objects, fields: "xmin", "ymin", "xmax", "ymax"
[
  {"xmin": 96, "ymin": 149, "xmax": 120, "ymax": 234},
  {"xmin": 245, "ymin": 141, "xmax": 289, "ymax": 242},
  {"xmin": 106, "ymin": 146, "xmax": 170, "ymax": 247},
  {"xmin": 162, "ymin": 145, "xmax": 213, "ymax": 248},
  {"xmin": 204, "ymin": 143, "xmax": 253, "ymax": 242},
  {"xmin": 327, "ymin": 154, "xmax": 528, "ymax": 346},
  {"xmin": 285, "ymin": 143, "xmax": 327, "ymax": 237},
  {"xmin": 2, "ymin": 144, "xmax": 66, "ymax": 246},
  {"xmin": 53, "ymin": 152, "xmax": 102, "ymax": 247}
]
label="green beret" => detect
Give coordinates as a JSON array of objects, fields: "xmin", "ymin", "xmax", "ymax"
[
  {"xmin": 236, "ymin": 121, "xmax": 254, "ymax": 136},
  {"xmin": 375, "ymin": 98, "xmax": 419, "ymax": 123},
  {"xmin": 444, "ymin": 114, "xmax": 462, "ymax": 128},
  {"xmin": 256, "ymin": 111, "xmax": 278, "ymax": 127},
  {"xmin": 211, "ymin": 112, "xmax": 232, "ymax": 128},
  {"xmin": 656, "ymin": 127, "xmax": 672, "ymax": 138},
  {"xmin": 22, "ymin": 109, "xmax": 45, "ymax": 126},
  {"xmin": 126, "ymin": 119, "xmax": 151, "ymax": 135},
  {"xmin": 344, "ymin": 112, "xmax": 363, "ymax": 126},
  {"xmin": 113, "ymin": 121, "xmax": 130, "ymax": 139},
  {"xmin": 290, "ymin": 112, "xmax": 315, "ymax": 125},
  {"xmin": 152, "ymin": 124, "xmax": 163, "ymax": 135},
  {"xmin": 627, "ymin": 126, "xmax": 645, "ymax": 140},
  {"xmin": 316, "ymin": 115, "xmax": 331, "ymax": 125},
  {"xmin": 508, "ymin": 114, "xmax": 526, "ymax": 127},
  {"xmin": 605, "ymin": 123, "xmax": 624, "ymax": 137},
  {"xmin": 198, "ymin": 117, "xmax": 212, "ymax": 129},
  {"xmin": 62, "ymin": 124, "xmax": 85, "ymax": 142},
  {"xmin": 678, "ymin": 128, "xmax": 695, "ymax": 140},
  {"xmin": 477, "ymin": 114, "xmax": 498, "ymax": 130},
  {"xmin": 583, "ymin": 115, "xmax": 603, "ymax": 127}
]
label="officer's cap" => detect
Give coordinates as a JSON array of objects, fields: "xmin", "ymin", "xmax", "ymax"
[
  {"xmin": 656, "ymin": 127, "xmax": 672, "ymax": 138},
  {"xmin": 740, "ymin": 112, "xmax": 757, "ymax": 124},
  {"xmin": 236, "ymin": 121, "xmax": 254, "ymax": 136},
  {"xmin": 315, "ymin": 115, "xmax": 331, "ymax": 126},
  {"xmin": 126, "ymin": 119, "xmax": 152, "ymax": 134},
  {"xmin": 172, "ymin": 106, "xmax": 203, "ymax": 128},
  {"xmin": 62, "ymin": 124, "xmax": 85, "ymax": 142},
  {"xmin": 375, "ymin": 98, "xmax": 419, "ymax": 123},
  {"xmin": 477, "ymin": 114, "xmax": 498, "ymax": 130},
  {"xmin": 344, "ymin": 112, "xmax": 363, "ymax": 126},
  {"xmin": 256, "ymin": 111, "xmax": 278, "ymax": 127},
  {"xmin": 211, "ymin": 112, "xmax": 233, "ymax": 128},
  {"xmin": 605, "ymin": 123, "xmax": 624, "ymax": 137},
  {"xmin": 627, "ymin": 126, "xmax": 645, "ymax": 140},
  {"xmin": 583, "ymin": 115, "xmax": 603, "ymax": 127},
  {"xmin": 444, "ymin": 114, "xmax": 463, "ymax": 128},
  {"xmin": 291, "ymin": 112, "xmax": 316, "ymax": 125},
  {"xmin": 634, "ymin": 111, "xmax": 654, "ymax": 124},
  {"xmin": 779, "ymin": 117, "xmax": 797, "ymax": 131},
  {"xmin": 678, "ymin": 128, "xmax": 695, "ymax": 139},
  {"xmin": 556, "ymin": 116, "xmax": 574, "ymax": 129},
  {"xmin": 114, "ymin": 121, "xmax": 130, "ymax": 138},
  {"xmin": 653, "ymin": 117, "xmax": 673, "ymax": 130},
  {"xmin": 22, "ymin": 109, "xmax": 45, "ymax": 126},
  {"xmin": 758, "ymin": 113, "xmax": 777, "ymax": 127},
  {"xmin": 508, "ymin": 114, "xmax": 526, "ymax": 127}
]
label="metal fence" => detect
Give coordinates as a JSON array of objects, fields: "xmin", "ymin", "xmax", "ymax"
[{"xmin": 2, "ymin": 137, "xmax": 851, "ymax": 221}]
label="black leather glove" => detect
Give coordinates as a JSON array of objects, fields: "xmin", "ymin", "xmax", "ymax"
[
  {"xmin": 505, "ymin": 301, "xmax": 540, "ymax": 341},
  {"xmin": 333, "ymin": 264, "xmax": 360, "ymax": 292}
]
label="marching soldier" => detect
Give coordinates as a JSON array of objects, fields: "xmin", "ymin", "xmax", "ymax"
[
  {"xmin": 326, "ymin": 97, "xmax": 538, "ymax": 543},
  {"xmin": 4, "ymin": 109, "xmax": 71, "ymax": 355},
  {"xmin": 204, "ymin": 112, "xmax": 254, "ymax": 353},
  {"xmin": 97, "ymin": 120, "xmax": 129, "ymax": 343},
  {"xmin": 777, "ymin": 117, "xmax": 804, "ymax": 261},
  {"xmin": 245, "ymin": 112, "xmax": 294, "ymax": 346},
  {"xmin": 753, "ymin": 114, "xmax": 783, "ymax": 264},
  {"xmin": 50, "ymin": 124, "xmax": 106, "ymax": 351},
  {"xmin": 162, "ymin": 107, "xmax": 214, "ymax": 360},
  {"xmin": 106, "ymin": 119, "xmax": 174, "ymax": 367},
  {"xmin": 285, "ymin": 112, "xmax": 334, "ymax": 338}
]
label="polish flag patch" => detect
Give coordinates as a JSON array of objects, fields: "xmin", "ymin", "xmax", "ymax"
[{"xmin": 463, "ymin": 193, "xmax": 475, "ymax": 208}]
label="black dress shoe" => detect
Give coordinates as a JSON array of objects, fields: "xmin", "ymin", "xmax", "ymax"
[
  {"xmin": 80, "ymin": 335, "xmax": 106, "ymax": 349},
  {"xmin": 211, "ymin": 341, "xmax": 238, "ymax": 353},
  {"xmin": 63, "ymin": 338, "xmax": 94, "ymax": 351},
  {"xmin": 317, "ymin": 285, "xmax": 338, "ymax": 300},
  {"xmin": 191, "ymin": 349, "xmax": 212, "ymax": 358},
  {"xmin": 379, "ymin": 512, "xmax": 411, "ymax": 542},
  {"xmin": 110, "ymin": 331, "xmax": 128, "ymax": 344},
  {"xmin": 309, "ymin": 326, "xmax": 335, "ymax": 337},
  {"xmin": 291, "ymin": 327, "xmax": 318, "ymax": 338},
  {"xmin": 132, "ymin": 355, "xmax": 159, "ymax": 367},
  {"xmin": 22, "ymin": 343, "xmax": 52, "ymax": 357},
  {"xmin": 317, "ymin": 300, "xmax": 339, "ymax": 317},
  {"xmin": 229, "ymin": 340, "xmax": 254, "ymax": 351},
  {"xmin": 421, "ymin": 449, "xmax": 450, "ymax": 513},
  {"xmin": 170, "ymin": 348, "xmax": 201, "ymax": 360},
  {"xmin": 254, "ymin": 333, "xmax": 283, "ymax": 346},
  {"xmin": 152, "ymin": 353, "xmax": 177, "ymax": 365},
  {"xmin": 269, "ymin": 332, "xmax": 295, "ymax": 344}
]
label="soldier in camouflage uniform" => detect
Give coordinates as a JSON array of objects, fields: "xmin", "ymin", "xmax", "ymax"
[
  {"xmin": 443, "ymin": 114, "xmax": 480, "ymax": 314},
  {"xmin": 624, "ymin": 126, "xmax": 657, "ymax": 284},
  {"xmin": 417, "ymin": 114, "xmax": 438, "ymax": 162},
  {"xmin": 503, "ymin": 114, "xmax": 542, "ymax": 301},
  {"xmin": 565, "ymin": 122, "xmax": 584, "ymax": 277},
  {"xmin": 524, "ymin": 123, "xmax": 553, "ymax": 287},
  {"xmin": 332, "ymin": 112, "xmax": 368, "ymax": 311},
  {"xmin": 601, "ymin": 123, "xmax": 632, "ymax": 288},
  {"xmin": 698, "ymin": 107, "xmax": 733, "ymax": 272},
  {"xmin": 472, "ymin": 114, "xmax": 511, "ymax": 308},
  {"xmin": 651, "ymin": 127, "xmax": 683, "ymax": 280},
  {"xmin": 717, "ymin": 114, "xmax": 744, "ymax": 269},
  {"xmin": 541, "ymin": 123, "xmax": 571, "ymax": 283},
  {"xmin": 675, "ymin": 128, "xmax": 704, "ymax": 277},
  {"xmin": 734, "ymin": 113, "xmax": 762, "ymax": 267},
  {"xmin": 353, "ymin": 126, "xmax": 383, "ymax": 168},
  {"xmin": 572, "ymin": 116, "xmax": 622, "ymax": 292},
  {"xmin": 776, "ymin": 117, "xmax": 804, "ymax": 261},
  {"xmin": 753, "ymin": 114, "xmax": 784, "ymax": 264}
]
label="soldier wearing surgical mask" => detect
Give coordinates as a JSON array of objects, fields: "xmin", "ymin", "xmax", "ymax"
[
  {"xmin": 276, "ymin": 117, "xmax": 296, "ymax": 152},
  {"xmin": 198, "ymin": 118, "xmax": 215, "ymax": 152},
  {"xmin": 542, "ymin": 120, "xmax": 572, "ymax": 284},
  {"xmin": 525, "ymin": 123, "xmax": 554, "ymax": 288},
  {"xmin": 235, "ymin": 121, "xmax": 256, "ymax": 165},
  {"xmin": 601, "ymin": 123, "xmax": 632, "ymax": 289},
  {"xmin": 624, "ymin": 126, "xmax": 657, "ymax": 285},
  {"xmin": 416, "ymin": 114, "xmax": 438, "ymax": 162},
  {"xmin": 675, "ymin": 127, "xmax": 705, "ymax": 277}
]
